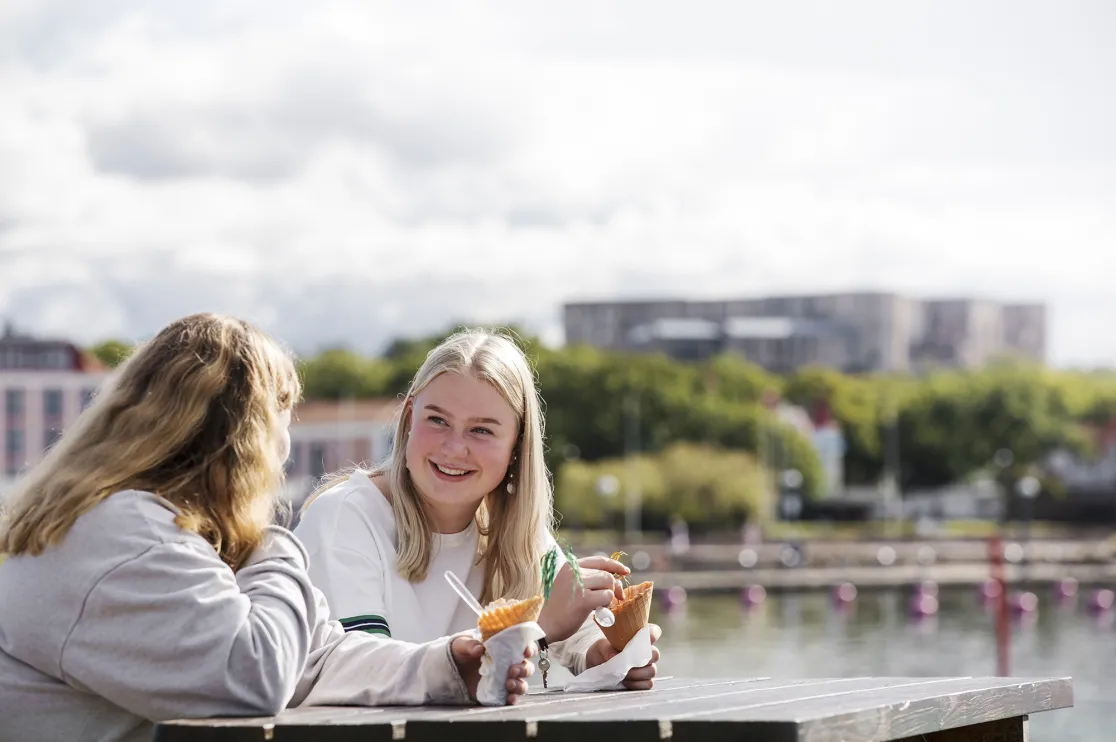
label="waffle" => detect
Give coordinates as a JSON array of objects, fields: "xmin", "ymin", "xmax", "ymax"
[
  {"xmin": 595, "ymin": 581, "xmax": 654, "ymax": 651},
  {"xmin": 477, "ymin": 595, "xmax": 544, "ymax": 642}
]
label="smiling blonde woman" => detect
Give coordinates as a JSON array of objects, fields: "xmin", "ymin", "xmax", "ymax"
[{"xmin": 296, "ymin": 328, "xmax": 662, "ymax": 688}]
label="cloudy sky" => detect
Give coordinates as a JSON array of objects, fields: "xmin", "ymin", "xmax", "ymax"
[{"xmin": 1, "ymin": 1, "xmax": 1113, "ymax": 366}]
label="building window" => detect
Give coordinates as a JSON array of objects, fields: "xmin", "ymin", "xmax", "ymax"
[
  {"xmin": 6, "ymin": 428, "xmax": 23, "ymax": 474},
  {"xmin": 5, "ymin": 389, "xmax": 24, "ymax": 416},
  {"xmin": 44, "ymin": 389, "xmax": 64, "ymax": 417},
  {"xmin": 44, "ymin": 428, "xmax": 62, "ymax": 450}
]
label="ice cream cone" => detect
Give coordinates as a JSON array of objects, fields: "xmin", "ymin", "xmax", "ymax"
[
  {"xmin": 596, "ymin": 580, "xmax": 653, "ymax": 651},
  {"xmin": 477, "ymin": 595, "xmax": 544, "ymax": 642}
]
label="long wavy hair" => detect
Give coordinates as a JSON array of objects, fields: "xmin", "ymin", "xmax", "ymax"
[
  {"xmin": 0, "ymin": 313, "xmax": 301, "ymax": 571},
  {"xmin": 305, "ymin": 329, "xmax": 553, "ymax": 603}
]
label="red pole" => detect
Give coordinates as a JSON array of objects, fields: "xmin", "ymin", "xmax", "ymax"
[{"xmin": 989, "ymin": 535, "xmax": 1010, "ymax": 676}]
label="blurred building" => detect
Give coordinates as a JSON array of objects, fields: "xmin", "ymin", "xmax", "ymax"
[
  {"xmin": 564, "ymin": 292, "xmax": 1046, "ymax": 373},
  {"xmin": 0, "ymin": 322, "xmax": 114, "ymax": 488},
  {"xmin": 282, "ymin": 398, "xmax": 400, "ymax": 511}
]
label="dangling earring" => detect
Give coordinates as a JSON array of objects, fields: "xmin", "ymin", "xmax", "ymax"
[{"xmin": 506, "ymin": 455, "xmax": 517, "ymax": 494}]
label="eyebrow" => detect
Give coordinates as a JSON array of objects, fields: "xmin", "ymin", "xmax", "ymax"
[{"xmin": 424, "ymin": 404, "xmax": 503, "ymax": 426}]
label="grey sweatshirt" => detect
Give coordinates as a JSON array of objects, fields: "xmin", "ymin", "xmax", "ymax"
[{"xmin": 0, "ymin": 490, "xmax": 471, "ymax": 742}]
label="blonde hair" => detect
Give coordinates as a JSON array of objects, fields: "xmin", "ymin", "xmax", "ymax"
[
  {"xmin": 306, "ymin": 329, "xmax": 553, "ymax": 603},
  {"xmin": 0, "ymin": 313, "xmax": 301, "ymax": 571}
]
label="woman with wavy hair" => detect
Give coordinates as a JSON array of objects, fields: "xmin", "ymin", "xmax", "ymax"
[
  {"xmin": 296, "ymin": 328, "xmax": 661, "ymax": 687},
  {"xmin": 0, "ymin": 314, "xmax": 531, "ymax": 742}
]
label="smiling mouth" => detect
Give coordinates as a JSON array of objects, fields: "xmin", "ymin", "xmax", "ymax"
[{"xmin": 430, "ymin": 461, "xmax": 476, "ymax": 479}]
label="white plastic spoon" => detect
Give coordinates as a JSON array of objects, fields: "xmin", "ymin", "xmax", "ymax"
[
  {"xmin": 444, "ymin": 570, "xmax": 484, "ymax": 616},
  {"xmin": 445, "ymin": 569, "xmax": 617, "ymax": 626},
  {"xmin": 594, "ymin": 606, "xmax": 616, "ymax": 627}
]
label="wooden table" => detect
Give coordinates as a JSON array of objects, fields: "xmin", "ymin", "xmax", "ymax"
[{"xmin": 153, "ymin": 675, "xmax": 1073, "ymax": 742}]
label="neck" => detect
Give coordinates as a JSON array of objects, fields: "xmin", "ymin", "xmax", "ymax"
[{"xmin": 423, "ymin": 499, "xmax": 481, "ymax": 535}]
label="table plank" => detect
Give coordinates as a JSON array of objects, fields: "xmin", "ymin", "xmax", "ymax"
[{"xmin": 152, "ymin": 676, "xmax": 1074, "ymax": 742}]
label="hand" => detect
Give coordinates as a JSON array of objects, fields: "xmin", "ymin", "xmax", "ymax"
[
  {"xmin": 451, "ymin": 636, "xmax": 537, "ymax": 705},
  {"xmin": 538, "ymin": 555, "xmax": 629, "ymax": 642},
  {"xmin": 585, "ymin": 623, "xmax": 661, "ymax": 691}
]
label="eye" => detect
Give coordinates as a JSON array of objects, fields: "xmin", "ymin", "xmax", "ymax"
[
  {"xmin": 472, "ymin": 427, "xmax": 494, "ymax": 436},
  {"xmin": 427, "ymin": 415, "xmax": 448, "ymax": 426}
]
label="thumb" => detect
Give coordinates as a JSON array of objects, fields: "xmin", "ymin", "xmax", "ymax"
[{"xmin": 451, "ymin": 636, "xmax": 486, "ymax": 663}]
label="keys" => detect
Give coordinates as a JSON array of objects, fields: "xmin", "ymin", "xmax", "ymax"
[{"xmin": 539, "ymin": 653, "xmax": 551, "ymax": 689}]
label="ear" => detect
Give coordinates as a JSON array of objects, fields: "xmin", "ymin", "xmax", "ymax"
[{"xmin": 398, "ymin": 397, "xmax": 415, "ymax": 439}]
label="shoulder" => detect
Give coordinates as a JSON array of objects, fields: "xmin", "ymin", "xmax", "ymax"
[
  {"xmin": 74, "ymin": 489, "xmax": 197, "ymax": 550},
  {"xmin": 295, "ymin": 472, "xmax": 395, "ymax": 555}
]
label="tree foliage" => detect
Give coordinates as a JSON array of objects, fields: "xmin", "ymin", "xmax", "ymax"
[
  {"xmin": 89, "ymin": 339, "xmax": 132, "ymax": 368},
  {"xmin": 90, "ymin": 325, "xmax": 1112, "ymax": 530}
]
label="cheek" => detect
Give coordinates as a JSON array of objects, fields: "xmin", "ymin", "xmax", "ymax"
[
  {"xmin": 405, "ymin": 425, "xmax": 435, "ymax": 466},
  {"xmin": 279, "ymin": 431, "xmax": 291, "ymax": 462},
  {"xmin": 478, "ymin": 441, "xmax": 515, "ymax": 475}
]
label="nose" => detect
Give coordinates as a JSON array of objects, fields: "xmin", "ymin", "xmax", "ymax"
[{"xmin": 441, "ymin": 429, "xmax": 469, "ymax": 459}]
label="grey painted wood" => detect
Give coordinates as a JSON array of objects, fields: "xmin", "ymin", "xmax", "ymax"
[{"xmin": 152, "ymin": 676, "xmax": 1074, "ymax": 742}]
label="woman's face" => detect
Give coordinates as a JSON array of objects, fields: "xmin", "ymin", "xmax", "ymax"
[{"xmin": 405, "ymin": 372, "xmax": 519, "ymax": 516}]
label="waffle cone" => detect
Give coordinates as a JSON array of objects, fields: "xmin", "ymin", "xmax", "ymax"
[
  {"xmin": 596, "ymin": 581, "xmax": 653, "ymax": 651},
  {"xmin": 477, "ymin": 595, "xmax": 544, "ymax": 642}
]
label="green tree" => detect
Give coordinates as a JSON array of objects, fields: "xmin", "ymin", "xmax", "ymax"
[
  {"xmin": 89, "ymin": 339, "xmax": 132, "ymax": 367},
  {"xmin": 298, "ymin": 349, "xmax": 392, "ymax": 399},
  {"xmin": 554, "ymin": 443, "xmax": 768, "ymax": 532}
]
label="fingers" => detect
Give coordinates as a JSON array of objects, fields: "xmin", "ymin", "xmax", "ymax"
[
  {"xmin": 649, "ymin": 645, "xmax": 661, "ymax": 664},
  {"xmin": 577, "ymin": 569, "xmax": 625, "ymax": 605},
  {"xmin": 450, "ymin": 636, "xmax": 485, "ymax": 663},
  {"xmin": 648, "ymin": 623, "xmax": 662, "ymax": 644},
  {"xmin": 505, "ymin": 661, "xmax": 533, "ymax": 703},
  {"xmin": 523, "ymin": 643, "xmax": 538, "ymax": 659},
  {"xmin": 507, "ymin": 661, "xmax": 535, "ymax": 680},
  {"xmin": 584, "ymin": 587, "xmax": 621, "ymax": 608},
  {"xmin": 505, "ymin": 677, "xmax": 529, "ymax": 699},
  {"xmin": 623, "ymin": 678, "xmax": 655, "ymax": 691},
  {"xmin": 580, "ymin": 570, "xmax": 620, "ymax": 590},
  {"xmin": 623, "ymin": 658, "xmax": 658, "ymax": 690},
  {"xmin": 577, "ymin": 556, "xmax": 631, "ymax": 575}
]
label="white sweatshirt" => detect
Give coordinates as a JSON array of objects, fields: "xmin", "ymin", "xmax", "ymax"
[
  {"xmin": 294, "ymin": 472, "xmax": 605, "ymax": 675},
  {"xmin": 0, "ymin": 490, "xmax": 472, "ymax": 742}
]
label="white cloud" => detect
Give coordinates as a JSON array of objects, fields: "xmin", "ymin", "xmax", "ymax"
[{"xmin": 0, "ymin": 0, "xmax": 1113, "ymax": 365}]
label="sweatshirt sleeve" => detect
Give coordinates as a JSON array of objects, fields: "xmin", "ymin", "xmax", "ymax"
[
  {"xmin": 59, "ymin": 526, "xmax": 318, "ymax": 720},
  {"xmin": 289, "ymin": 588, "xmax": 472, "ymax": 707},
  {"xmin": 547, "ymin": 616, "xmax": 606, "ymax": 675}
]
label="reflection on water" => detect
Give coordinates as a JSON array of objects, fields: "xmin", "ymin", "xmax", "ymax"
[{"xmin": 547, "ymin": 586, "xmax": 1113, "ymax": 739}]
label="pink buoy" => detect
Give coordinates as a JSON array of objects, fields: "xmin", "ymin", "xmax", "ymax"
[
  {"xmin": 1009, "ymin": 591, "xmax": 1039, "ymax": 615},
  {"xmin": 1054, "ymin": 577, "xmax": 1078, "ymax": 601},
  {"xmin": 980, "ymin": 578, "xmax": 1003, "ymax": 603},
  {"xmin": 741, "ymin": 584, "xmax": 767, "ymax": 607},
  {"xmin": 662, "ymin": 585, "xmax": 688, "ymax": 612},
  {"xmin": 910, "ymin": 593, "xmax": 939, "ymax": 617},
  {"xmin": 1088, "ymin": 589, "xmax": 1115, "ymax": 612},
  {"xmin": 833, "ymin": 582, "xmax": 858, "ymax": 606}
]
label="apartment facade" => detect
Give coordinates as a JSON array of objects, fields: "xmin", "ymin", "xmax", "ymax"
[
  {"xmin": 564, "ymin": 292, "xmax": 1046, "ymax": 373},
  {"xmin": 282, "ymin": 398, "xmax": 400, "ymax": 510},
  {"xmin": 0, "ymin": 324, "xmax": 114, "ymax": 487}
]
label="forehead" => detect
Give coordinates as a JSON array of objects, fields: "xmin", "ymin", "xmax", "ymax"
[{"xmin": 414, "ymin": 372, "xmax": 517, "ymax": 422}]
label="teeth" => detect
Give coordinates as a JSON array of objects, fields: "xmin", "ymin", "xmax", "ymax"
[{"xmin": 435, "ymin": 463, "xmax": 470, "ymax": 476}]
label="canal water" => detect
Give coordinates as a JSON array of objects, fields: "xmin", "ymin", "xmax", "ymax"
[{"xmin": 547, "ymin": 585, "xmax": 1111, "ymax": 739}]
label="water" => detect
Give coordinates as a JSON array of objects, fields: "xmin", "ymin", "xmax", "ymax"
[{"xmin": 548, "ymin": 586, "xmax": 1114, "ymax": 739}]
